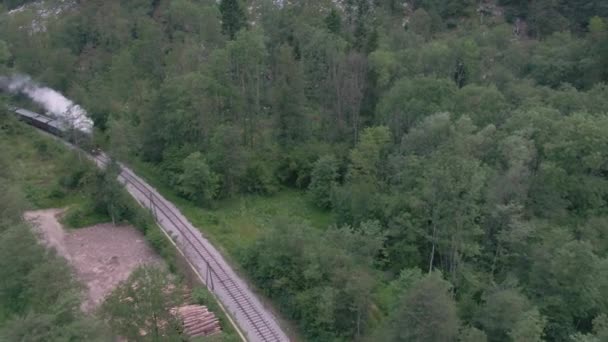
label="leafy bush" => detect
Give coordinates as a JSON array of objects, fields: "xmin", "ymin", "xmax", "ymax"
[
  {"xmin": 240, "ymin": 159, "xmax": 278, "ymax": 195},
  {"xmin": 177, "ymin": 152, "xmax": 220, "ymax": 205},
  {"xmin": 62, "ymin": 202, "xmax": 110, "ymax": 228}
]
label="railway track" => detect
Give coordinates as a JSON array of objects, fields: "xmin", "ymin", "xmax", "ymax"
[{"xmin": 91, "ymin": 153, "xmax": 286, "ymax": 342}]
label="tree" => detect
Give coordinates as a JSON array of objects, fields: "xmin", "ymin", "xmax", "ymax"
[
  {"xmin": 388, "ymin": 272, "xmax": 460, "ymax": 341},
  {"xmin": 325, "ymin": 8, "xmax": 342, "ymax": 34},
  {"xmin": 409, "ymin": 9, "xmax": 433, "ymax": 39},
  {"xmin": 528, "ymin": 32, "xmax": 589, "ymax": 88},
  {"xmin": 225, "ymin": 30, "xmax": 267, "ymax": 147},
  {"xmin": 528, "ymin": 238, "xmax": 603, "ymax": 340},
  {"xmin": 178, "ymin": 152, "xmax": 220, "ymax": 205},
  {"xmin": 377, "ymin": 77, "xmax": 456, "ymax": 138},
  {"xmin": 459, "ymin": 326, "xmax": 488, "ymax": 342},
  {"xmin": 527, "ymin": 0, "xmax": 569, "ymax": 38},
  {"xmin": 453, "ymin": 85, "xmax": 508, "ymax": 126},
  {"xmin": 508, "ymin": 308, "xmax": 546, "ymax": 342},
  {"xmin": 100, "ymin": 266, "xmax": 183, "ymax": 342},
  {"xmin": 91, "ymin": 163, "xmax": 130, "ymax": 225},
  {"xmin": 570, "ymin": 314, "xmax": 608, "ymax": 342},
  {"xmin": 477, "ymin": 287, "xmax": 539, "ymax": 341},
  {"xmin": 0, "ymin": 39, "xmax": 10, "ymax": 69},
  {"xmin": 418, "ymin": 150, "xmax": 486, "ymax": 280},
  {"xmin": 368, "ymin": 49, "xmax": 399, "ymax": 92},
  {"xmin": 272, "ymin": 44, "xmax": 307, "ymax": 145},
  {"xmin": 308, "ymin": 155, "xmax": 339, "ymax": 209},
  {"xmin": 347, "ymin": 125, "xmax": 391, "ymax": 186},
  {"xmin": 168, "ymin": 0, "xmax": 222, "ymax": 45},
  {"xmin": 241, "ymin": 217, "xmax": 379, "ymax": 339},
  {"xmin": 107, "ymin": 114, "xmax": 139, "ymax": 160},
  {"xmin": 208, "ymin": 125, "xmax": 247, "ymax": 197},
  {"xmin": 219, "ymin": 0, "xmax": 246, "ymax": 40}
]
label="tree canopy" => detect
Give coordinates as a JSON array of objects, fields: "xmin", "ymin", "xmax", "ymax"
[{"xmin": 1, "ymin": 1, "xmax": 608, "ymax": 340}]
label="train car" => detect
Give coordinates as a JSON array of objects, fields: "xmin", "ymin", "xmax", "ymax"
[
  {"xmin": 10, "ymin": 106, "xmax": 98, "ymax": 154},
  {"xmin": 13, "ymin": 108, "xmax": 65, "ymax": 136}
]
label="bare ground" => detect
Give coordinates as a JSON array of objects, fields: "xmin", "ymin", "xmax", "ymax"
[{"xmin": 25, "ymin": 209, "xmax": 163, "ymax": 312}]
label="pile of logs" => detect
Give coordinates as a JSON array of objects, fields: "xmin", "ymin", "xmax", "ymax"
[{"xmin": 172, "ymin": 305, "xmax": 221, "ymax": 338}]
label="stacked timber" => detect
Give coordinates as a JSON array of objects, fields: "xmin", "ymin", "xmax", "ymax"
[{"xmin": 172, "ymin": 304, "xmax": 222, "ymax": 338}]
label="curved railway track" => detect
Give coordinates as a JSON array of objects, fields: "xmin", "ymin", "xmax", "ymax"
[{"xmin": 91, "ymin": 153, "xmax": 287, "ymax": 342}]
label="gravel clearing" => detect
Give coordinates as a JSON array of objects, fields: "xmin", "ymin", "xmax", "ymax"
[{"xmin": 25, "ymin": 209, "xmax": 163, "ymax": 312}]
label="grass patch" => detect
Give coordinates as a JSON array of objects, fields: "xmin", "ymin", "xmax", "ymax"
[
  {"xmin": 61, "ymin": 202, "xmax": 111, "ymax": 229},
  {"xmin": 0, "ymin": 116, "xmax": 90, "ymax": 209},
  {"xmin": 128, "ymin": 159, "xmax": 333, "ymax": 255}
]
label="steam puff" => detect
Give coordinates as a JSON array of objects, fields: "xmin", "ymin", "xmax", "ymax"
[{"xmin": 2, "ymin": 74, "xmax": 93, "ymax": 133}]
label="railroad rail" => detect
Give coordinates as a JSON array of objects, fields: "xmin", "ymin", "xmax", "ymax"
[
  {"xmin": 92, "ymin": 154, "xmax": 286, "ymax": 342},
  {"xmin": 10, "ymin": 106, "xmax": 289, "ymax": 342}
]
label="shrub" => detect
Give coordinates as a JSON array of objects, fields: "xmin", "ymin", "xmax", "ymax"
[
  {"xmin": 240, "ymin": 160, "xmax": 278, "ymax": 195},
  {"xmin": 177, "ymin": 152, "xmax": 220, "ymax": 205}
]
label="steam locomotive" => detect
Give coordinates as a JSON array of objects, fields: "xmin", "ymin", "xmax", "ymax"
[{"xmin": 8, "ymin": 106, "xmax": 98, "ymax": 153}]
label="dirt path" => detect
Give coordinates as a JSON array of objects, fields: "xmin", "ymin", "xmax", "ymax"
[{"xmin": 25, "ymin": 209, "xmax": 163, "ymax": 312}]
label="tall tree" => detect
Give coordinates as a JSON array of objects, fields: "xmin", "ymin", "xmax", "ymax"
[
  {"xmin": 219, "ymin": 0, "xmax": 247, "ymax": 40},
  {"xmin": 388, "ymin": 272, "xmax": 460, "ymax": 341},
  {"xmin": 347, "ymin": 125, "xmax": 391, "ymax": 186},
  {"xmin": 308, "ymin": 154, "xmax": 339, "ymax": 209},
  {"xmin": 226, "ymin": 29, "xmax": 267, "ymax": 147},
  {"xmin": 272, "ymin": 44, "xmax": 307, "ymax": 145}
]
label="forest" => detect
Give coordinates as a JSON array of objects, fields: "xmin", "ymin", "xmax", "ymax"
[{"xmin": 1, "ymin": 0, "xmax": 608, "ymax": 341}]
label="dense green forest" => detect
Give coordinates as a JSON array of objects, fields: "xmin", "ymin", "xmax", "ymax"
[{"xmin": 1, "ymin": 0, "xmax": 608, "ymax": 341}]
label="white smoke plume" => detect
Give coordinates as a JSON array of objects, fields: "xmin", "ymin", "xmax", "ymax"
[{"xmin": 0, "ymin": 74, "xmax": 93, "ymax": 133}]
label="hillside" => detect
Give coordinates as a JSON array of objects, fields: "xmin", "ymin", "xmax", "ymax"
[{"xmin": 1, "ymin": 0, "xmax": 608, "ymax": 341}]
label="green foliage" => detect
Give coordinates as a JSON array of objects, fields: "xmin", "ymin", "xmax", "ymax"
[
  {"xmin": 508, "ymin": 308, "xmax": 546, "ymax": 342},
  {"xmin": 100, "ymin": 266, "xmax": 183, "ymax": 341},
  {"xmin": 1, "ymin": 0, "xmax": 34, "ymax": 10},
  {"xmin": 0, "ymin": 178, "xmax": 108, "ymax": 339},
  {"xmin": 377, "ymin": 77, "xmax": 456, "ymax": 138},
  {"xmin": 0, "ymin": 39, "xmax": 10, "ymax": 68},
  {"xmin": 219, "ymin": 0, "xmax": 246, "ymax": 40},
  {"xmin": 0, "ymin": 116, "xmax": 96, "ymax": 210},
  {"xmin": 62, "ymin": 202, "xmax": 111, "ymax": 228},
  {"xmin": 477, "ymin": 287, "xmax": 541, "ymax": 341},
  {"xmin": 178, "ymin": 152, "xmax": 220, "ymax": 205},
  {"xmin": 459, "ymin": 326, "xmax": 488, "ymax": 342},
  {"xmin": 347, "ymin": 126, "xmax": 392, "ymax": 185},
  {"xmin": 376, "ymin": 267, "xmax": 424, "ymax": 312},
  {"xmin": 90, "ymin": 164, "xmax": 132, "ymax": 225},
  {"xmin": 325, "ymin": 8, "xmax": 341, "ymax": 34},
  {"xmin": 208, "ymin": 125, "xmax": 248, "ymax": 197},
  {"xmin": 4, "ymin": 0, "xmax": 608, "ymax": 340},
  {"xmin": 528, "ymin": 32, "xmax": 592, "ymax": 88},
  {"xmin": 453, "ymin": 85, "xmax": 508, "ymax": 126},
  {"xmin": 241, "ymin": 157, "xmax": 278, "ymax": 195},
  {"xmin": 241, "ymin": 217, "xmax": 380, "ymax": 340},
  {"xmin": 273, "ymin": 44, "xmax": 307, "ymax": 145},
  {"xmin": 386, "ymin": 272, "xmax": 460, "ymax": 342},
  {"xmin": 308, "ymin": 155, "xmax": 339, "ymax": 209},
  {"xmin": 276, "ymin": 141, "xmax": 337, "ymax": 188},
  {"xmin": 409, "ymin": 9, "xmax": 434, "ymax": 39}
]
